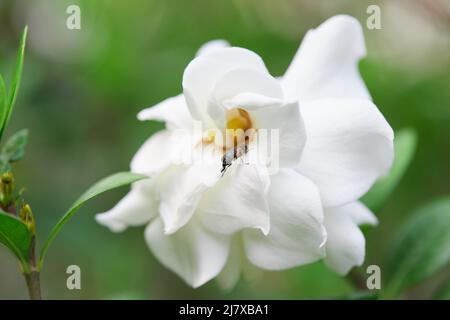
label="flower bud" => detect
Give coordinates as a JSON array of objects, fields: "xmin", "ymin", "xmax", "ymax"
[
  {"xmin": 0, "ymin": 172, "xmax": 15, "ymax": 207},
  {"xmin": 19, "ymin": 204, "xmax": 35, "ymax": 235}
]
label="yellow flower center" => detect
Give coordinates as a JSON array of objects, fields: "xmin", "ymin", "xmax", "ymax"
[
  {"xmin": 201, "ymin": 108, "xmax": 254, "ymax": 150},
  {"xmin": 226, "ymin": 108, "xmax": 252, "ymax": 131},
  {"xmin": 225, "ymin": 108, "xmax": 252, "ymax": 148}
]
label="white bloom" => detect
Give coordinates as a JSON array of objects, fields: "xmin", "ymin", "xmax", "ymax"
[{"xmin": 96, "ymin": 15, "xmax": 393, "ymax": 288}]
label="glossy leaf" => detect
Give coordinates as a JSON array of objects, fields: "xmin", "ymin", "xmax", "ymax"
[
  {"xmin": 38, "ymin": 172, "xmax": 147, "ymax": 270},
  {"xmin": 362, "ymin": 128, "xmax": 417, "ymax": 212},
  {"xmin": 0, "ymin": 210, "xmax": 32, "ymax": 272},
  {"xmin": 384, "ymin": 197, "xmax": 450, "ymax": 298}
]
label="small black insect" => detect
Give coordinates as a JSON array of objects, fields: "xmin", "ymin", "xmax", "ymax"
[{"xmin": 220, "ymin": 144, "xmax": 249, "ymax": 176}]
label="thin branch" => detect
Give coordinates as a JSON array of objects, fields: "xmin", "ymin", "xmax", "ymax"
[{"xmin": 23, "ymin": 236, "xmax": 42, "ymax": 300}]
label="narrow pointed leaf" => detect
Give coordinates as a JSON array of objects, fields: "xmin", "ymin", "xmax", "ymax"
[
  {"xmin": 0, "ymin": 211, "xmax": 32, "ymax": 272},
  {"xmin": 0, "ymin": 75, "xmax": 6, "ymax": 129},
  {"xmin": 0, "ymin": 26, "xmax": 28, "ymax": 140},
  {"xmin": 38, "ymin": 172, "xmax": 147, "ymax": 270},
  {"xmin": 362, "ymin": 128, "xmax": 417, "ymax": 212}
]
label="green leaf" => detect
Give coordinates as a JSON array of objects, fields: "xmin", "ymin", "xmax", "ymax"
[
  {"xmin": 38, "ymin": 172, "xmax": 147, "ymax": 270},
  {"xmin": 383, "ymin": 197, "xmax": 450, "ymax": 298},
  {"xmin": 0, "ymin": 210, "xmax": 32, "ymax": 272},
  {"xmin": 0, "ymin": 26, "xmax": 28, "ymax": 140},
  {"xmin": 2, "ymin": 129, "xmax": 29, "ymax": 162},
  {"xmin": 362, "ymin": 128, "xmax": 417, "ymax": 212}
]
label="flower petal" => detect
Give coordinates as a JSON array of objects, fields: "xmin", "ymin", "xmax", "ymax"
[
  {"xmin": 243, "ymin": 169, "xmax": 327, "ymax": 270},
  {"xmin": 96, "ymin": 182, "xmax": 157, "ymax": 232},
  {"xmin": 216, "ymin": 237, "xmax": 242, "ymax": 290},
  {"xmin": 155, "ymin": 146, "xmax": 222, "ymax": 234},
  {"xmin": 131, "ymin": 130, "xmax": 176, "ymax": 175},
  {"xmin": 212, "ymin": 68, "xmax": 283, "ymax": 103},
  {"xmin": 182, "ymin": 47, "xmax": 268, "ymax": 125},
  {"xmin": 145, "ymin": 217, "xmax": 230, "ymax": 288},
  {"xmin": 137, "ymin": 94, "xmax": 194, "ymax": 130},
  {"xmin": 204, "ymin": 47, "xmax": 268, "ymax": 72},
  {"xmin": 323, "ymin": 203, "xmax": 366, "ymax": 275},
  {"xmin": 197, "ymin": 159, "xmax": 270, "ymax": 236},
  {"xmin": 248, "ymin": 100, "xmax": 306, "ymax": 169},
  {"xmin": 207, "ymin": 67, "xmax": 284, "ymax": 128},
  {"xmin": 297, "ymin": 98, "xmax": 394, "ymax": 207},
  {"xmin": 282, "ymin": 15, "xmax": 371, "ymax": 101},
  {"xmin": 347, "ymin": 201, "xmax": 378, "ymax": 226},
  {"xmin": 196, "ymin": 39, "xmax": 230, "ymax": 57}
]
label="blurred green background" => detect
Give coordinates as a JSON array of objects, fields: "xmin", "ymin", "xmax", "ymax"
[{"xmin": 0, "ymin": 0, "xmax": 449, "ymax": 299}]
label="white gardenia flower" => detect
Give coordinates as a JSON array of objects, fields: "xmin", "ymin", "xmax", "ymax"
[{"xmin": 96, "ymin": 15, "xmax": 394, "ymax": 288}]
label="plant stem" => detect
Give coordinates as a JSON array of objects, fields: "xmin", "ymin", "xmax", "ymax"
[
  {"xmin": 23, "ymin": 236, "xmax": 42, "ymax": 300},
  {"xmin": 24, "ymin": 271, "xmax": 41, "ymax": 300}
]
